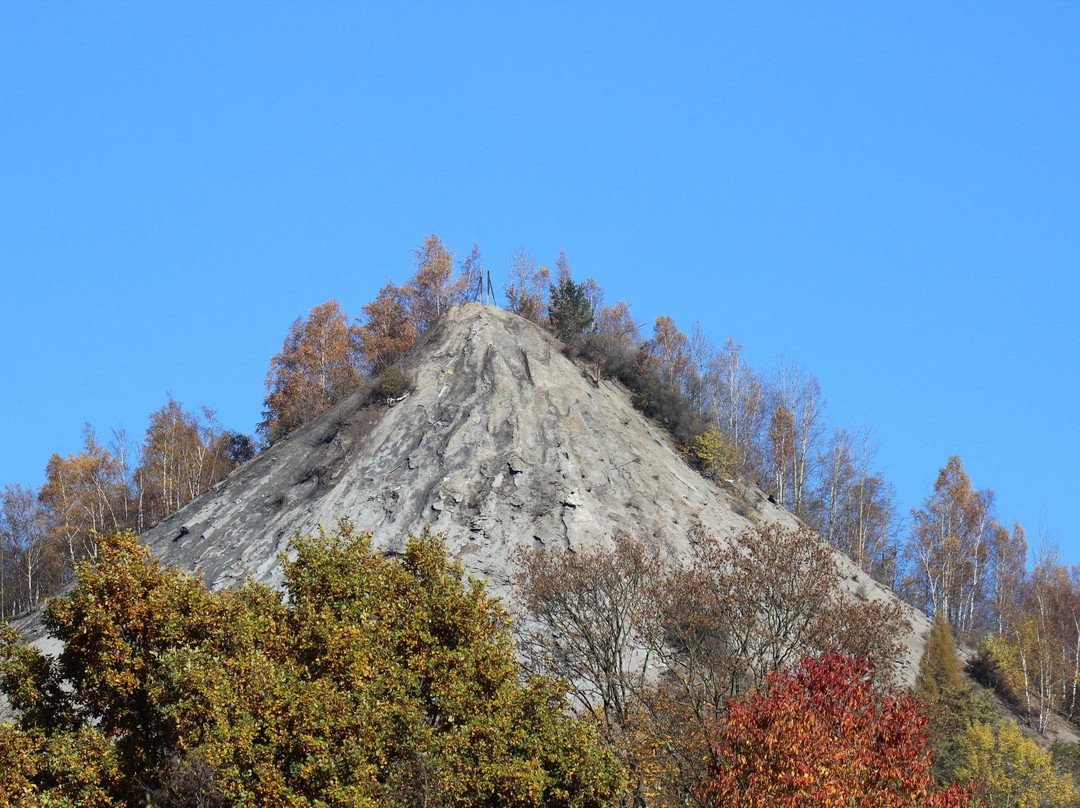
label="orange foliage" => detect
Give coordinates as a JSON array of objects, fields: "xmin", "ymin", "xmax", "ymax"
[
  {"xmin": 409, "ymin": 233, "xmax": 458, "ymax": 331},
  {"xmin": 356, "ymin": 282, "xmax": 418, "ymax": 376},
  {"xmin": 697, "ymin": 653, "xmax": 974, "ymax": 808},
  {"xmin": 261, "ymin": 300, "xmax": 364, "ymax": 442},
  {"xmin": 646, "ymin": 316, "xmax": 690, "ymax": 390}
]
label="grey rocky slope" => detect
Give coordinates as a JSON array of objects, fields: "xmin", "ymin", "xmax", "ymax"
[
  {"xmin": 148, "ymin": 302, "xmax": 779, "ymax": 590},
  {"xmin": 17, "ymin": 303, "xmax": 931, "ymax": 686}
]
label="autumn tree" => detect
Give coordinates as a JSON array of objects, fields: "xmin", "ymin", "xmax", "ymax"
[
  {"xmin": 904, "ymin": 456, "xmax": 997, "ymax": 638},
  {"xmin": 264, "ymin": 238, "xmax": 487, "ymax": 439},
  {"xmin": 456, "ymin": 240, "xmax": 486, "ymax": 304},
  {"xmin": 677, "ymin": 524, "xmax": 908, "ymax": 696},
  {"xmin": 576, "ymin": 299, "xmax": 640, "ymax": 385},
  {"xmin": 104, "ymin": 427, "xmax": 139, "ymax": 531},
  {"xmin": 359, "ymin": 235, "xmax": 491, "ymax": 372},
  {"xmin": 516, "ymin": 525, "xmax": 909, "ymax": 806},
  {"xmin": 515, "ymin": 534, "xmax": 670, "ymax": 806},
  {"xmin": 0, "ymin": 720, "xmax": 120, "ymax": 808},
  {"xmin": 1027, "ymin": 553, "xmax": 1080, "ymax": 726},
  {"xmin": 621, "ymin": 316, "xmax": 711, "ymax": 448},
  {"xmin": 817, "ymin": 428, "xmax": 856, "ymax": 552},
  {"xmin": 593, "ymin": 301, "xmax": 640, "ymax": 355},
  {"xmin": 680, "ymin": 426, "xmax": 737, "ymax": 482},
  {"xmin": 766, "ymin": 403, "xmax": 796, "ymax": 507},
  {"xmin": 409, "ymin": 233, "xmax": 457, "ymax": 330},
  {"xmin": 354, "ymin": 281, "xmax": 418, "ymax": 377},
  {"xmin": 515, "ymin": 533, "xmax": 662, "ymax": 733},
  {"xmin": 765, "ymin": 361, "xmax": 826, "ymax": 516},
  {"xmin": 0, "ymin": 526, "xmax": 623, "ymax": 807},
  {"xmin": 504, "ymin": 246, "xmax": 550, "ymax": 324},
  {"xmin": 916, "ymin": 610, "xmax": 997, "ymax": 784},
  {"xmin": 918, "ymin": 611, "xmax": 966, "ymax": 704},
  {"xmin": 696, "ymin": 653, "xmax": 975, "ymax": 808},
  {"xmin": 659, "ymin": 525, "xmax": 906, "ymax": 804},
  {"xmin": 0, "ymin": 723, "xmax": 41, "ymax": 806},
  {"xmin": 676, "ymin": 324, "xmax": 712, "ymax": 416},
  {"xmin": 39, "ymin": 425, "xmax": 128, "ymax": 566},
  {"xmin": 816, "ymin": 428, "xmax": 900, "ymax": 583},
  {"xmin": 954, "ymin": 719, "xmax": 1075, "ymax": 808},
  {"xmin": 15, "ymin": 414, "xmax": 245, "ymax": 611},
  {"xmin": 990, "ymin": 522, "xmax": 1028, "ymax": 636},
  {"xmin": 135, "ymin": 396, "xmax": 234, "ymax": 526},
  {"xmin": 982, "ymin": 549, "xmax": 1080, "ymax": 734},
  {"xmin": 0, "ymin": 485, "xmax": 53, "ymax": 618},
  {"xmin": 646, "ymin": 316, "xmax": 691, "ymax": 393},
  {"xmin": 706, "ymin": 338, "xmax": 766, "ymax": 482},
  {"xmin": 261, "ymin": 300, "xmax": 364, "ymax": 443}
]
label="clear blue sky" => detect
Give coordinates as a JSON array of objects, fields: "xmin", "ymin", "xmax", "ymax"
[{"xmin": 2, "ymin": 3, "xmax": 1077, "ymax": 564}]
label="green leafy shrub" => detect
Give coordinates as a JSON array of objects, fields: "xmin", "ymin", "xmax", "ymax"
[
  {"xmin": 377, "ymin": 363, "xmax": 410, "ymax": 399},
  {"xmin": 0, "ymin": 526, "xmax": 622, "ymax": 807}
]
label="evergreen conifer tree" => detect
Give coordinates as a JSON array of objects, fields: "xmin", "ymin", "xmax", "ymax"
[
  {"xmin": 548, "ymin": 278, "xmax": 594, "ymax": 344},
  {"xmin": 917, "ymin": 610, "xmax": 966, "ymax": 703},
  {"xmin": 917, "ymin": 609, "xmax": 996, "ymax": 785}
]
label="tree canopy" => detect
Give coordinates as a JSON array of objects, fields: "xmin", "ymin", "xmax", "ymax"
[
  {"xmin": 697, "ymin": 653, "xmax": 975, "ymax": 808},
  {"xmin": 548, "ymin": 277, "xmax": 595, "ymax": 344},
  {"xmin": 0, "ymin": 525, "xmax": 622, "ymax": 807},
  {"xmin": 260, "ymin": 299, "xmax": 364, "ymax": 443}
]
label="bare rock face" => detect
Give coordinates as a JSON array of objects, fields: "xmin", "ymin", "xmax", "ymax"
[
  {"xmin": 18, "ymin": 303, "xmax": 930, "ymax": 687},
  {"xmin": 146, "ymin": 303, "xmax": 781, "ymax": 592}
]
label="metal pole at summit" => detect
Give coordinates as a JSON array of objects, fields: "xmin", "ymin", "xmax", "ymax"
[{"xmin": 472, "ymin": 269, "xmax": 499, "ymax": 306}]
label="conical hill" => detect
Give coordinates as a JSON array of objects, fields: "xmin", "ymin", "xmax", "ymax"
[{"xmin": 26, "ymin": 303, "xmax": 933, "ymax": 686}]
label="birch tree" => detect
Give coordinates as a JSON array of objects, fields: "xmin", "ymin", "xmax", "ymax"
[
  {"xmin": 647, "ymin": 316, "xmax": 692, "ymax": 392},
  {"xmin": 455, "ymin": 241, "xmax": 485, "ymax": 304},
  {"xmin": 0, "ymin": 484, "xmax": 52, "ymax": 615},
  {"xmin": 708, "ymin": 339, "xmax": 766, "ymax": 482},
  {"xmin": 408, "ymin": 233, "xmax": 456, "ymax": 330},
  {"xmin": 503, "ymin": 246, "xmax": 549, "ymax": 324},
  {"xmin": 136, "ymin": 397, "xmax": 233, "ymax": 526},
  {"xmin": 262, "ymin": 300, "xmax": 365, "ymax": 441},
  {"xmin": 816, "ymin": 428, "xmax": 899, "ymax": 582},
  {"xmin": 766, "ymin": 403, "xmax": 796, "ymax": 507},
  {"xmin": 904, "ymin": 456, "xmax": 996, "ymax": 638},
  {"xmin": 770, "ymin": 360, "xmax": 826, "ymax": 516},
  {"xmin": 40, "ymin": 425, "xmax": 128, "ymax": 566}
]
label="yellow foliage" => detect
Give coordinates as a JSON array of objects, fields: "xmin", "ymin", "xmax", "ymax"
[
  {"xmin": 982, "ymin": 633, "xmax": 1028, "ymax": 707},
  {"xmin": 1, "ymin": 527, "xmax": 622, "ymax": 807},
  {"xmin": 955, "ymin": 719, "xmax": 1075, "ymax": 808},
  {"xmin": 682, "ymin": 427, "xmax": 737, "ymax": 481}
]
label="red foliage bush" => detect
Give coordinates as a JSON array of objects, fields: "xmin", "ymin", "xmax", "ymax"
[{"xmin": 696, "ymin": 652, "xmax": 975, "ymax": 808}]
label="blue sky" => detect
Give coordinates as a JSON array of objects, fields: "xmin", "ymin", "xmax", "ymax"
[{"xmin": 2, "ymin": 3, "xmax": 1077, "ymax": 564}]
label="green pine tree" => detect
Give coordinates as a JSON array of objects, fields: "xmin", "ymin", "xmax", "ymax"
[
  {"xmin": 917, "ymin": 610, "xmax": 996, "ymax": 785},
  {"xmin": 917, "ymin": 610, "xmax": 966, "ymax": 703},
  {"xmin": 548, "ymin": 278, "xmax": 594, "ymax": 343}
]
